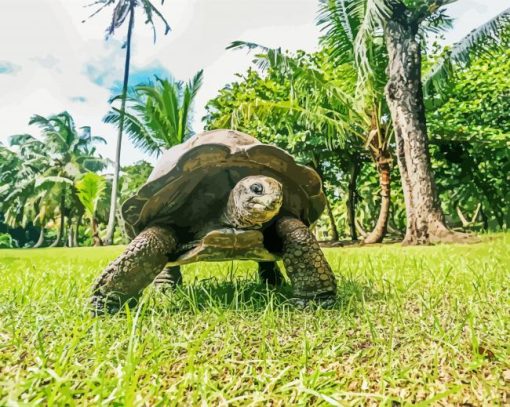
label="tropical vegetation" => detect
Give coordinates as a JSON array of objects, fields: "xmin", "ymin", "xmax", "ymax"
[{"xmin": 1, "ymin": 3, "xmax": 509, "ymax": 247}]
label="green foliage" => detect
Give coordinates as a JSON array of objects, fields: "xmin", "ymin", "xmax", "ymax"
[
  {"xmin": 0, "ymin": 112, "xmax": 106, "ymax": 246},
  {"xmin": 0, "ymin": 233, "xmax": 17, "ymax": 248},
  {"xmin": 76, "ymin": 173, "xmax": 107, "ymax": 220},
  {"xmin": 424, "ymin": 7, "xmax": 510, "ymax": 95},
  {"xmin": 119, "ymin": 160, "xmax": 154, "ymax": 203},
  {"xmin": 105, "ymin": 72, "xmax": 203, "ymax": 156},
  {"xmin": 427, "ymin": 49, "xmax": 510, "ymax": 228}
]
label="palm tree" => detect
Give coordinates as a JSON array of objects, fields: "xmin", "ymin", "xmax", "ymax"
[
  {"xmin": 0, "ymin": 136, "xmax": 54, "ymax": 247},
  {"xmin": 317, "ymin": 0, "xmax": 394, "ymax": 244},
  {"xmin": 76, "ymin": 172, "xmax": 107, "ymax": 246},
  {"xmin": 104, "ymin": 71, "xmax": 203, "ymax": 155},
  {"xmin": 29, "ymin": 112, "xmax": 107, "ymax": 246},
  {"xmin": 337, "ymin": 0, "xmax": 509, "ymax": 244},
  {"xmin": 225, "ymin": 41, "xmax": 393, "ymax": 243},
  {"xmin": 84, "ymin": 0, "xmax": 171, "ymax": 245}
]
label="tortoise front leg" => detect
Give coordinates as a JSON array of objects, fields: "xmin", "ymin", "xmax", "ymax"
[
  {"xmin": 91, "ymin": 225, "xmax": 177, "ymax": 315},
  {"xmin": 276, "ymin": 217, "xmax": 336, "ymax": 306},
  {"xmin": 258, "ymin": 262, "xmax": 284, "ymax": 286}
]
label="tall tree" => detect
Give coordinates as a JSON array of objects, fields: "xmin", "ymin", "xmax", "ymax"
[
  {"xmin": 84, "ymin": 0, "xmax": 171, "ymax": 244},
  {"xmin": 104, "ymin": 71, "xmax": 203, "ymax": 156},
  {"xmin": 342, "ymin": 0, "xmax": 509, "ymax": 244}
]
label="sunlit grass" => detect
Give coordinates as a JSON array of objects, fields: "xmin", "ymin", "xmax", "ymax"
[{"xmin": 1, "ymin": 234, "xmax": 509, "ymax": 405}]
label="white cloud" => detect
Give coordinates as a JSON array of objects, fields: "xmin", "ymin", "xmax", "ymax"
[{"xmin": 0, "ymin": 0, "xmax": 508, "ymax": 166}]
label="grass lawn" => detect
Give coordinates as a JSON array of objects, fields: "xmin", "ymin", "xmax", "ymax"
[{"xmin": 0, "ymin": 234, "xmax": 509, "ymax": 405}]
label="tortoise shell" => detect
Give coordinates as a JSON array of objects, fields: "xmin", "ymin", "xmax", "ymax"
[{"xmin": 122, "ymin": 129, "xmax": 326, "ymax": 262}]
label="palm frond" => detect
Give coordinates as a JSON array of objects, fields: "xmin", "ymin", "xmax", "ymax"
[
  {"xmin": 424, "ymin": 7, "xmax": 510, "ymax": 95},
  {"xmin": 353, "ymin": 0, "xmax": 389, "ymax": 79},
  {"xmin": 317, "ymin": 0, "xmax": 359, "ymax": 64}
]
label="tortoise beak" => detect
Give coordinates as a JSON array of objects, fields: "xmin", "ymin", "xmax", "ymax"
[{"xmin": 264, "ymin": 194, "xmax": 283, "ymax": 211}]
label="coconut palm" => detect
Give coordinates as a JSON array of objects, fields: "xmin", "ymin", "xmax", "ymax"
[
  {"xmin": 225, "ymin": 41, "xmax": 393, "ymax": 243},
  {"xmin": 104, "ymin": 71, "xmax": 203, "ymax": 156},
  {"xmin": 28, "ymin": 112, "xmax": 107, "ymax": 246},
  {"xmin": 319, "ymin": 0, "xmax": 510, "ymax": 244},
  {"xmin": 0, "ymin": 136, "xmax": 53, "ymax": 246},
  {"xmin": 84, "ymin": 0, "xmax": 171, "ymax": 245}
]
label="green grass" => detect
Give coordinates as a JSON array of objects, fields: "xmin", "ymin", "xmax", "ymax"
[{"xmin": 1, "ymin": 234, "xmax": 509, "ymax": 405}]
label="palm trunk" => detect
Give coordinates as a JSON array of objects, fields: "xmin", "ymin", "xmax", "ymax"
[
  {"xmin": 315, "ymin": 164, "xmax": 339, "ymax": 242},
  {"xmin": 51, "ymin": 189, "xmax": 66, "ymax": 247},
  {"xmin": 364, "ymin": 155, "xmax": 391, "ymax": 244},
  {"xmin": 67, "ymin": 223, "xmax": 74, "ymax": 247},
  {"xmin": 74, "ymin": 214, "xmax": 81, "ymax": 247},
  {"xmin": 92, "ymin": 218, "xmax": 103, "ymax": 247},
  {"xmin": 34, "ymin": 227, "xmax": 45, "ymax": 248},
  {"xmin": 104, "ymin": 2, "xmax": 135, "ymax": 245},
  {"xmin": 324, "ymin": 196, "xmax": 339, "ymax": 241},
  {"xmin": 346, "ymin": 158, "xmax": 360, "ymax": 241},
  {"xmin": 384, "ymin": 12, "xmax": 463, "ymax": 245}
]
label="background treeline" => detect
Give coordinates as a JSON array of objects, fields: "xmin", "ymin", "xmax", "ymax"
[{"xmin": 1, "ymin": 0, "xmax": 509, "ymax": 247}]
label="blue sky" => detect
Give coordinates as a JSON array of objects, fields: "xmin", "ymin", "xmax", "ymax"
[{"xmin": 0, "ymin": 0, "xmax": 508, "ymax": 166}]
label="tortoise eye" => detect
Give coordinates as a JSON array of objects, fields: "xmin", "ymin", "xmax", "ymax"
[{"xmin": 250, "ymin": 183, "xmax": 264, "ymax": 195}]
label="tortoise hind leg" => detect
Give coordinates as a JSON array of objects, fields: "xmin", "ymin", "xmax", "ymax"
[
  {"xmin": 276, "ymin": 217, "xmax": 337, "ymax": 307},
  {"xmin": 91, "ymin": 225, "xmax": 177, "ymax": 315},
  {"xmin": 153, "ymin": 265, "xmax": 183, "ymax": 291},
  {"xmin": 258, "ymin": 262, "xmax": 284, "ymax": 286}
]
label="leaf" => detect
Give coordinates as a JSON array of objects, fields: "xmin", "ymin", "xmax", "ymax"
[{"xmin": 75, "ymin": 172, "xmax": 107, "ymax": 218}]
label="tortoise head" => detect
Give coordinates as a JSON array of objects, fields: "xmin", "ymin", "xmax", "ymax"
[{"xmin": 226, "ymin": 176, "xmax": 283, "ymax": 228}]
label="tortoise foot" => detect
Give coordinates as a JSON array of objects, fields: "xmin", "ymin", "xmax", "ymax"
[
  {"xmin": 154, "ymin": 266, "xmax": 183, "ymax": 291},
  {"xmin": 289, "ymin": 295, "xmax": 336, "ymax": 309},
  {"xmin": 90, "ymin": 293, "xmax": 138, "ymax": 316}
]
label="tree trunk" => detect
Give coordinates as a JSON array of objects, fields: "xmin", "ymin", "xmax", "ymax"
[
  {"xmin": 51, "ymin": 190, "xmax": 66, "ymax": 247},
  {"xmin": 104, "ymin": 2, "xmax": 135, "ymax": 245},
  {"xmin": 74, "ymin": 214, "xmax": 81, "ymax": 247},
  {"xmin": 384, "ymin": 12, "xmax": 466, "ymax": 245},
  {"xmin": 364, "ymin": 153, "xmax": 391, "ymax": 244},
  {"xmin": 67, "ymin": 223, "xmax": 74, "ymax": 247},
  {"xmin": 324, "ymin": 196, "xmax": 339, "ymax": 241},
  {"xmin": 34, "ymin": 227, "xmax": 45, "ymax": 248},
  {"xmin": 346, "ymin": 158, "xmax": 360, "ymax": 241},
  {"xmin": 92, "ymin": 218, "xmax": 103, "ymax": 247},
  {"xmin": 314, "ymin": 164, "xmax": 339, "ymax": 242}
]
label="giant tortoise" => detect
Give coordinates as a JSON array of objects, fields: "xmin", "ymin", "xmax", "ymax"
[{"xmin": 91, "ymin": 129, "xmax": 337, "ymax": 314}]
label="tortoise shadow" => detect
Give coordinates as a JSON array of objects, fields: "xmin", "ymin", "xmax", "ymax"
[{"xmin": 149, "ymin": 275, "xmax": 380, "ymax": 314}]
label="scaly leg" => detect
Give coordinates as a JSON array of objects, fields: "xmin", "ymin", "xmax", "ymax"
[
  {"xmin": 90, "ymin": 225, "xmax": 177, "ymax": 315},
  {"xmin": 258, "ymin": 261, "xmax": 284, "ymax": 286},
  {"xmin": 276, "ymin": 217, "xmax": 336, "ymax": 307}
]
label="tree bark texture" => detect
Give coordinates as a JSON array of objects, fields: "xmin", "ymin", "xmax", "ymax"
[
  {"xmin": 346, "ymin": 158, "xmax": 360, "ymax": 241},
  {"xmin": 315, "ymin": 164, "xmax": 339, "ymax": 242},
  {"xmin": 51, "ymin": 190, "xmax": 66, "ymax": 247},
  {"xmin": 34, "ymin": 227, "xmax": 45, "ymax": 248},
  {"xmin": 92, "ymin": 218, "xmax": 103, "ymax": 246},
  {"xmin": 364, "ymin": 149, "xmax": 391, "ymax": 244},
  {"xmin": 104, "ymin": 3, "xmax": 135, "ymax": 245},
  {"xmin": 324, "ymin": 196, "xmax": 339, "ymax": 241},
  {"xmin": 384, "ymin": 14, "xmax": 460, "ymax": 245}
]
